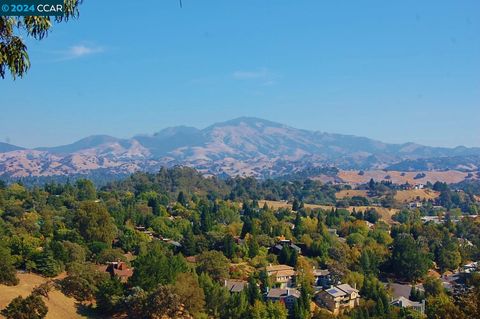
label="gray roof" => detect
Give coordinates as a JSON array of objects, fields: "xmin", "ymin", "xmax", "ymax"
[
  {"xmin": 267, "ymin": 288, "xmax": 300, "ymax": 299},
  {"xmin": 388, "ymin": 283, "xmax": 412, "ymax": 299},
  {"xmin": 290, "ymin": 244, "xmax": 302, "ymax": 252},
  {"xmin": 313, "ymin": 269, "xmax": 330, "ymax": 277},
  {"xmin": 225, "ymin": 280, "xmax": 247, "ymax": 293},
  {"xmin": 325, "ymin": 287, "xmax": 347, "ymax": 297},
  {"xmin": 392, "ymin": 296, "xmax": 422, "ymax": 308},
  {"xmin": 337, "ymin": 283, "xmax": 358, "ymax": 294}
]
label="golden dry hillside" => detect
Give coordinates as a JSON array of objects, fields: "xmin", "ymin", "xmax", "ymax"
[
  {"xmin": 336, "ymin": 188, "xmax": 439, "ymax": 204},
  {"xmin": 336, "ymin": 190, "xmax": 369, "ymax": 199},
  {"xmin": 0, "ymin": 273, "xmax": 90, "ymax": 319},
  {"xmin": 338, "ymin": 170, "xmax": 469, "ymax": 185},
  {"xmin": 394, "ymin": 189, "xmax": 440, "ymax": 203}
]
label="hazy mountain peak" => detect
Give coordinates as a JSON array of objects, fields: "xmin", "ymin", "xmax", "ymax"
[
  {"xmin": 0, "ymin": 142, "xmax": 24, "ymax": 152},
  {"xmin": 37, "ymin": 135, "xmax": 121, "ymax": 154},
  {"xmin": 207, "ymin": 117, "xmax": 287, "ymax": 129},
  {"xmin": 153, "ymin": 126, "xmax": 201, "ymax": 138},
  {"xmin": 1, "ymin": 117, "xmax": 480, "ymax": 179}
]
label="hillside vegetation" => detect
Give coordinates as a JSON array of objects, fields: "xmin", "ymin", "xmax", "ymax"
[{"xmin": 0, "ymin": 273, "xmax": 87, "ymax": 319}]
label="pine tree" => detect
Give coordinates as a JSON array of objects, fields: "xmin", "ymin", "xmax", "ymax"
[
  {"xmin": 292, "ymin": 199, "xmax": 300, "ymax": 211},
  {"xmin": 248, "ymin": 236, "xmax": 260, "ymax": 258},
  {"xmin": 294, "ymin": 213, "xmax": 304, "ymax": 238},
  {"xmin": 200, "ymin": 202, "xmax": 213, "ymax": 233},
  {"xmin": 182, "ymin": 228, "xmax": 197, "ymax": 256},
  {"xmin": 223, "ymin": 234, "xmax": 236, "ymax": 259},
  {"xmin": 177, "ymin": 191, "xmax": 188, "ymax": 206},
  {"xmin": 0, "ymin": 245, "xmax": 19, "ymax": 286},
  {"xmin": 241, "ymin": 217, "xmax": 253, "ymax": 238},
  {"xmin": 258, "ymin": 269, "xmax": 271, "ymax": 293},
  {"xmin": 246, "ymin": 276, "xmax": 261, "ymax": 305}
]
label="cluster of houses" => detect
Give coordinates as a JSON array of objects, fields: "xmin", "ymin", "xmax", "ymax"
[
  {"xmin": 224, "ymin": 263, "xmax": 360, "ymax": 315},
  {"xmin": 98, "ymin": 258, "xmax": 432, "ymax": 316},
  {"xmin": 97, "ymin": 227, "xmax": 478, "ymax": 317},
  {"xmin": 386, "ymin": 260, "xmax": 480, "ymax": 316},
  {"xmin": 420, "ymin": 214, "xmax": 479, "ymax": 225}
]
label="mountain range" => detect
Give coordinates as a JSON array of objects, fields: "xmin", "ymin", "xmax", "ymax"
[{"xmin": 1, "ymin": 117, "xmax": 480, "ymax": 181}]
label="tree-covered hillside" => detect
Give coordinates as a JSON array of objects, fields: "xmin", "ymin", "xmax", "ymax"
[{"xmin": 0, "ymin": 167, "xmax": 479, "ymax": 319}]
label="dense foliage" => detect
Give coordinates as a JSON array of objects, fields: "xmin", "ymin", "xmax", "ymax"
[{"xmin": 0, "ymin": 167, "xmax": 479, "ymax": 318}]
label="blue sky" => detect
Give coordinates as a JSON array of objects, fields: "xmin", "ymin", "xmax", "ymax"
[{"xmin": 1, "ymin": 0, "xmax": 479, "ymax": 148}]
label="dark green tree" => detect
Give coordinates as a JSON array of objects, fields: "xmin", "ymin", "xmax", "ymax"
[
  {"xmin": 75, "ymin": 179, "xmax": 96, "ymax": 201},
  {"xmin": 74, "ymin": 201, "xmax": 117, "ymax": 244},
  {"xmin": 95, "ymin": 277, "xmax": 124, "ymax": 314},
  {"xmin": 0, "ymin": 245, "xmax": 19, "ymax": 286},
  {"xmin": 177, "ymin": 191, "xmax": 188, "ymax": 206},
  {"xmin": 223, "ymin": 233, "xmax": 236, "ymax": 259},
  {"xmin": 34, "ymin": 249, "xmax": 64, "ymax": 277},
  {"xmin": 246, "ymin": 275, "xmax": 261, "ymax": 305},
  {"xmin": 198, "ymin": 273, "xmax": 230, "ymax": 318},
  {"xmin": 391, "ymin": 233, "xmax": 431, "ymax": 282},
  {"xmin": 129, "ymin": 242, "xmax": 188, "ymax": 291},
  {"xmin": 2, "ymin": 292, "xmax": 48, "ymax": 319},
  {"xmin": 196, "ymin": 250, "xmax": 229, "ymax": 282}
]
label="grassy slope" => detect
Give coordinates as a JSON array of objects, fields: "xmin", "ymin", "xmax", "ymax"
[
  {"xmin": 0, "ymin": 273, "xmax": 90, "ymax": 319},
  {"xmin": 336, "ymin": 189, "xmax": 439, "ymax": 203}
]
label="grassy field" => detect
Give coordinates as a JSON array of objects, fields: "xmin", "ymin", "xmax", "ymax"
[
  {"xmin": 259, "ymin": 200, "xmax": 398, "ymax": 224},
  {"xmin": 0, "ymin": 273, "xmax": 92, "ymax": 319},
  {"xmin": 394, "ymin": 189, "xmax": 439, "ymax": 203},
  {"xmin": 335, "ymin": 189, "xmax": 369, "ymax": 199},
  {"xmin": 336, "ymin": 189, "xmax": 439, "ymax": 203}
]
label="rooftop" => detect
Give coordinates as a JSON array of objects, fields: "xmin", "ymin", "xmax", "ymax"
[
  {"xmin": 266, "ymin": 264, "xmax": 294, "ymax": 272},
  {"xmin": 392, "ymin": 296, "xmax": 423, "ymax": 309},
  {"xmin": 337, "ymin": 283, "xmax": 358, "ymax": 294},
  {"xmin": 225, "ymin": 279, "xmax": 248, "ymax": 293},
  {"xmin": 267, "ymin": 288, "xmax": 301, "ymax": 299},
  {"xmin": 325, "ymin": 287, "xmax": 347, "ymax": 298}
]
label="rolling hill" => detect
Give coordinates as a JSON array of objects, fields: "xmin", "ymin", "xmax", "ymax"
[{"xmin": 0, "ymin": 117, "xmax": 479, "ymax": 181}]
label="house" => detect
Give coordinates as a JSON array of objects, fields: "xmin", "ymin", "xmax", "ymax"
[
  {"xmin": 401, "ymin": 183, "xmax": 413, "ymax": 190},
  {"xmin": 312, "ymin": 268, "xmax": 333, "ymax": 289},
  {"xmin": 315, "ymin": 284, "xmax": 360, "ymax": 315},
  {"xmin": 271, "ymin": 239, "xmax": 302, "ymax": 255},
  {"xmin": 391, "ymin": 297, "xmax": 425, "ymax": 314},
  {"xmin": 224, "ymin": 279, "xmax": 248, "ymax": 293},
  {"xmin": 461, "ymin": 261, "xmax": 478, "ymax": 274},
  {"xmin": 104, "ymin": 261, "xmax": 133, "ymax": 283},
  {"xmin": 421, "ymin": 216, "xmax": 442, "ymax": 224},
  {"xmin": 265, "ymin": 288, "xmax": 300, "ymax": 312},
  {"xmin": 388, "ymin": 283, "xmax": 414, "ymax": 299},
  {"xmin": 266, "ymin": 264, "xmax": 296, "ymax": 288},
  {"xmin": 409, "ymin": 201, "xmax": 423, "ymax": 209}
]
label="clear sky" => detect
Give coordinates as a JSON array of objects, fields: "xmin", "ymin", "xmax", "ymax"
[{"xmin": 1, "ymin": 0, "xmax": 479, "ymax": 148}]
